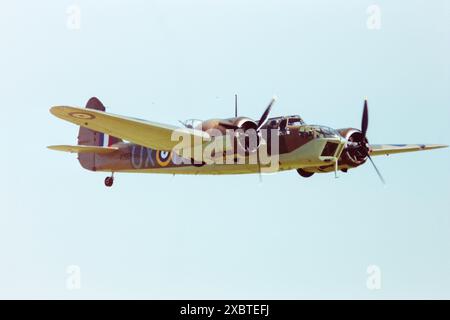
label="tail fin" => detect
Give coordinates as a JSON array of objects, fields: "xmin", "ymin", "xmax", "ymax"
[{"xmin": 78, "ymin": 97, "xmax": 122, "ymax": 171}]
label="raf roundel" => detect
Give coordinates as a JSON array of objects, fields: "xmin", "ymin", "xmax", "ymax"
[
  {"xmin": 68, "ymin": 112, "xmax": 96, "ymax": 120},
  {"xmin": 156, "ymin": 150, "xmax": 172, "ymax": 167}
]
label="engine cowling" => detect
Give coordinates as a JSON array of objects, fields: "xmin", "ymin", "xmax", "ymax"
[
  {"xmin": 200, "ymin": 117, "xmax": 261, "ymax": 153},
  {"xmin": 233, "ymin": 118, "xmax": 260, "ymax": 153},
  {"xmin": 200, "ymin": 117, "xmax": 257, "ymax": 133},
  {"xmin": 337, "ymin": 128, "xmax": 369, "ymax": 168},
  {"xmin": 231, "ymin": 117, "xmax": 258, "ymax": 131}
]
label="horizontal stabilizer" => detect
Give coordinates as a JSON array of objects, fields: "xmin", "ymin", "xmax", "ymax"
[{"xmin": 47, "ymin": 145, "xmax": 119, "ymax": 154}]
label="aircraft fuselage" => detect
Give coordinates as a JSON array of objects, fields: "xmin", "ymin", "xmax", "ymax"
[{"xmin": 85, "ymin": 125, "xmax": 347, "ymax": 175}]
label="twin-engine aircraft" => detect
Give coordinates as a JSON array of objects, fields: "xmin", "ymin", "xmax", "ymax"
[{"xmin": 48, "ymin": 96, "xmax": 447, "ymax": 187}]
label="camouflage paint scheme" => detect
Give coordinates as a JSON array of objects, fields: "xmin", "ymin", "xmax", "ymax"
[{"xmin": 48, "ymin": 97, "xmax": 447, "ymax": 179}]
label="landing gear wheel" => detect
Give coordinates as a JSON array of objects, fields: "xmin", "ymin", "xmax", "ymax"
[
  {"xmin": 297, "ymin": 168, "xmax": 314, "ymax": 178},
  {"xmin": 104, "ymin": 176, "xmax": 114, "ymax": 187}
]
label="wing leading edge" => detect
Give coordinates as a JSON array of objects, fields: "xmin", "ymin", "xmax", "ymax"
[{"xmin": 369, "ymin": 144, "xmax": 447, "ymax": 156}]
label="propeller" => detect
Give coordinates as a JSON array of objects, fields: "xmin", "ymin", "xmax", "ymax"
[
  {"xmin": 254, "ymin": 97, "xmax": 277, "ymax": 182},
  {"xmin": 368, "ymin": 155, "xmax": 385, "ymax": 184},
  {"xmin": 256, "ymin": 96, "xmax": 277, "ymax": 131},
  {"xmin": 361, "ymin": 99, "xmax": 369, "ymax": 139},
  {"xmin": 358, "ymin": 99, "xmax": 385, "ymax": 184},
  {"xmin": 258, "ymin": 96, "xmax": 278, "ymax": 181},
  {"xmin": 224, "ymin": 95, "xmax": 277, "ymax": 182}
]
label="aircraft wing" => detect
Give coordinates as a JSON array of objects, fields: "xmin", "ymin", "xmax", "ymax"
[
  {"xmin": 50, "ymin": 106, "xmax": 210, "ymax": 151},
  {"xmin": 369, "ymin": 144, "xmax": 447, "ymax": 156},
  {"xmin": 47, "ymin": 145, "xmax": 119, "ymax": 154}
]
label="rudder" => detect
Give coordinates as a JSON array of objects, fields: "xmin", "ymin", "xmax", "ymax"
[{"xmin": 78, "ymin": 97, "xmax": 122, "ymax": 171}]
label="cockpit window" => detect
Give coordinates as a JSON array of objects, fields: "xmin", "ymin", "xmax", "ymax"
[
  {"xmin": 288, "ymin": 116, "xmax": 305, "ymax": 126},
  {"xmin": 310, "ymin": 125, "xmax": 339, "ymax": 138}
]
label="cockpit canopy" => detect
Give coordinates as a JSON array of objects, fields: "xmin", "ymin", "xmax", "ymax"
[{"xmin": 180, "ymin": 115, "xmax": 306, "ymax": 132}]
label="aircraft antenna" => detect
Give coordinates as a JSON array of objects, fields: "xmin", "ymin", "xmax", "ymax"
[{"xmin": 235, "ymin": 94, "xmax": 238, "ymax": 117}]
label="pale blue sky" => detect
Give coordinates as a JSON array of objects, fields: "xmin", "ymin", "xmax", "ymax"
[{"xmin": 0, "ymin": 0, "xmax": 449, "ymax": 299}]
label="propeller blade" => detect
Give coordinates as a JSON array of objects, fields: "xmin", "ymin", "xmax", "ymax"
[
  {"xmin": 361, "ymin": 99, "xmax": 369, "ymax": 138},
  {"xmin": 256, "ymin": 96, "xmax": 277, "ymax": 131},
  {"xmin": 368, "ymin": 155, "xmax": 385, "ymax": 184},
  {"xmin": 257, "ymin": 152, "xmax": 262, "ymax": 183}
]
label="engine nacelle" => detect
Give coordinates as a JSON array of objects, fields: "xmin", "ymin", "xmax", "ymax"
[
  {"xmin": 337, "ymin": 128, "xmax": 369, "ymax": 168},
  {"xmin": 233, "ymin": 118, "xmax": 260, "ymax": 153},
  {"xmin": 199, "ymin": 117, "xmax": 257, "ymax": 133},
  {"xmin": 199, "ymin": 117, "xmax": 261, "ymax": 153},
  {"xmin": 231, "ymin": 117, "xmax": 258, "ymax": 131}
]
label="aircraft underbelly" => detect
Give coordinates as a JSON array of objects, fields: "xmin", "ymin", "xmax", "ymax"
[{"xmin": 94, "ymin": 137, "xmax": 345, "ymax": 175}]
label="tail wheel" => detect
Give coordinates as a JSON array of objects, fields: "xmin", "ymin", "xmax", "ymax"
[
  {"xmin": 104, "ymin": 176, "xmax": 114, "ymax": 187},
  {"xmin": 297, "ymin": 168, "xmax": 314, "ymax": 178}
]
